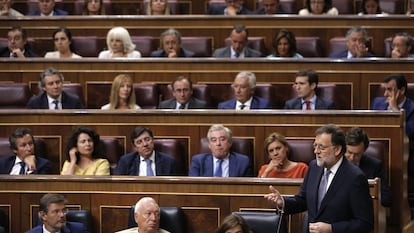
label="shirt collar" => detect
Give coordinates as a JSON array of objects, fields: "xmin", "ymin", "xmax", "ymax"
[
  {"xmin": 140, "ymin": 151, "xmax": 155, "ymax": 162},
  {"xmin": 236, "ymin": 97, "xmax": 253, "ymax": 110}
]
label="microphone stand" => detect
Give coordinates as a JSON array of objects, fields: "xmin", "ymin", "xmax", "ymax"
[{"xmin": 275, "ymin": 195, "xmax": 285, "ymax": 233}]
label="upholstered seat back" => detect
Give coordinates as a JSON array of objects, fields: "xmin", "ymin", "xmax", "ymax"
[
  {"xmin": 296, "ymin": 37, "xmax": 322, "ymax": 57},
  {"xmin": 128, "ymin": 206, "xmax": 186, "ymax": 233},
  {"xmin": 0, "ymin": 83, "xmax": 31, "ymax": 109},
  {"xmin": 181, "ymin": 37, "xmax": 213, "ymax": 57},
  {"xmin": 101, "ymin": 138, "xmax": 124, "ymax": 174},
  {"xmin": 154, "ymin": 138, "xmax": 188, "ymax": 175},
  {"xmin": 134, "ymin": 83, "xmax": 159, "ymax": 109},
  {"xmin": 72, "ymin": 36, "xmax": 103, "ymax": 57},
  {"xmin": 131, "ymin": 36, "xmax": 157, "ymax": 57},
  {"xmin": 287, "ymin": 139, "xmax": 314, "ymax": 165},
  {"xmin": 232, "ymin": 211, "xmax": 287, "ymax": 233}
]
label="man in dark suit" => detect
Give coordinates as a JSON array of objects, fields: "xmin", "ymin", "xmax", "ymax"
[
  {"xmin": 27, "ymin": 0, "xmax": 68, "ymax": 16},
  {"xmin": 151, "ymin": 28, "xmax": 194, "ymax": 58},
  {"xmin": 189, "ymin": 124, "xmax": 252, "ymax": 177},
  {"xmin": 265, "ymin": 124, "xmax": 374, "ymax": 233},
  {"xmin": 116, "ymin": 127, "xmax": 177, "ymax": 176},
  {"xmin": 0, "ymin": 26, "xmax": 38, "ymax": 58},
  {"xmin": 0, "ymin": 128, "xmax": 51, "ymax": 175},
  {"xmin": 284, "ymin": 69, "xmax": 335, "ymax": 110},
  {"xmin": 27, "ymin": 67, "xmax": 84, "ymax": 109},
  {"xmin": 213, "ymin": 24, "xmax": 261, "ymax": 58},
  {"xmin": 159, "ymin": 76, "xmax": 208, "ymax": 109},
  {"xmin": 371, "ymin": 74, "xmax": 414, "ymax": 177},
  {"xmin": 254, "ymin": 0, "xmax": 286, "ymax": 14},
  {"xmin": 25, "ymin": 193, "xmax": 89, "ymax": 233},
  {"xmin": 345, "ymin": 127, "xmax": 391, "ymax": 207},
  {"xmin": 330, "ymin": 26, "xmax": 374, "ymax": 58},
  {"xmin": 207, "ymin": 0, "xmax": 251, "ymax": 15},
  {"xmin": 218, "ymin": 71, "xmax": 271, "ymax": 110}
]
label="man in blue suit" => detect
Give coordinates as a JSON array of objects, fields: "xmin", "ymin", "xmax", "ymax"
[
  {"xmin": 26, "ymin": 193, "xmax": 89, "ymax": 233},
  {"xmin": 0, "ymin": 128, "xmax": 51, "ymax": 174},
  {"xmin": 218, "ymin": 71, "xmax": 271, "ymax": 110},
  {"xmin": 27, "ymin": 0, "xmax": 68, "ymax": 16},
  {"xmin": 189, "ymin": 124, "xmax": 252, "ymax": 177},
  {"xmin": 330, "ymin": 26, "xmax": 374, "ymax": 58},
  {"xmin": 371, "ymin": 74, "xmax": 414, "ymax": 176},
  {"xmin": 265, "ymin": 124, "xmax": 374, "ymax": 233},
  {"xmin": 27, "ymin": 67, "xmax": 84, "ymax": 109},
  {"xmin": 284, "ymin": 69, "xmax": 335, "ymax": 110},
  {"xmin": 116, "ymin": 127, "xmax": 177, "ymax": 176}
]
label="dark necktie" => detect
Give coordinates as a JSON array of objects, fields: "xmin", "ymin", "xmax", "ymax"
[
  {"xmin": 145, "ymin": 159, "xmax": 154, "ymax": 176},
  {"xmin": 239, "ymin": 104, "xmax": 246, "ymax": 110},
  {"xmin": 214, "ymin": 159, "xmax": 223, "ymax": 177},
  {"xmin": 19, "ymin": 161, "xmax": 25, "ymax": 174},
  {"xmin": 318, "ymin": 169, "xmax": 331, "ymax": 209},
  {"xmin": 305, "ymin": 101, "xmax": 311, "ymax": 110},
  {"xmin": 179, "ymin": 104, "xmax": 186, "ymax": 109},
  {"xmin": 53, "ymin": 100, "xmax": 59, "ymax": 109},
  {"xmin": 234, "ymin": 52, "xmax": 240, "ymax": 58}
]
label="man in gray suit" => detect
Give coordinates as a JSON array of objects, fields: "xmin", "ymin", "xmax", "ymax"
[
  {"xmin": 158, "ymin": 76, "xmax": 208, "ymax": 109},
  {"xmin": 212, "ymin": 24, "xmax": 261, "ymax": 58},
  {"xmin": 284, "ymin": 69, "xmax": 335, "ymax": 110}
]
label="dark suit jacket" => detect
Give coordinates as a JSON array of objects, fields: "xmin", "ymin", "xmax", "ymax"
[
  {"xmin": 188, "ymin": 151, "xmax": 252, "ymax": 177},
  {"xmin": 284, "ymin": 97, "xmax": 335, "ymax": 110},
  {"xmin": 359, "ymin": 155, "xmax": 391, "ymax": 207},
  {"xmin": 27, "ymin": 91, "xmax": 84, "ymax": 109},
  {"xmin": 212, "ymin": 46, "xmax": 262, "ymax": 58},
  {"xmin": 207, "ymin": 5, "xmax": 252, "ymax": 15},
  {"xmin": 254, "ymin": 8, "xmax": 286, "ymax": 14},
  {"xmin": 0, "ymin": 46, "xmax": 39, "ymax": 57},
  {"xmin": 329, "ymin": 50, "xmax": 374, "ymax": 58},
  {"xmin": 284, "ymin": 159, "xmax": 374, "ymax": 233},
  {"xmin": 0, "ymin": 155, "xmax": 52, "ymax": 174},
  {"xmin": 25, "ymin": 221, "xmax": 89, "ymax": 233},
  {"xmin": 27, "ymin": 9, "xmax": 68, "ymax": 16},
  {"xmin": 115, "ymin": 150, "xmax": 177, "ymax": 176},
  {"xmin": 371, "ymin": 97, "xmax": 414, "ymax": 139},
  {"xmin": 150, "ymin": 48, "xmax": 195, "ymax": 57},
  {"xmin": 158, "ymin": 97, "xmax": 208, "ymax": 109},
  {"xmin": 218, "ymin": 96, "xmax": 271, "ymax": 109}
]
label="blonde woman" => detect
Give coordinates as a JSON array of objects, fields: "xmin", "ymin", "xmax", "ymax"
[
  {"xmin": 146, "ymin": 0, "xmax": 170, "ymax": 15},
  {"xmin": 98, "ymin": 27, "xmax": 141, "ymax": 59},
  {"xmin": 101, "ymin": 74, "xmax": 141, "ymax": 110}
]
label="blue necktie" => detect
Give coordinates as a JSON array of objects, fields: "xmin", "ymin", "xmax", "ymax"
[
  {"xmin": 214, "ymin": 159, "xmax": 223, "ymax": 177},
  {"xmin": 145, "ymin": 159, "xmax": 154, "ymax": 176},
  {"xmin": 318, "ymin": 169, "xmax": 331, "ymax": 209},
  {"xmin": 19, "ymin": 161, "xmax": 25, "ymax": 174},
  {"xmin": 53, "ymin": 99, "xmax": 59, "ymax": 109}
]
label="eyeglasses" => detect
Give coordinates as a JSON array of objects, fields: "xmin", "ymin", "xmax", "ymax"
[
  {"xmin": 49, "ymin": 208, "xmax": 67, "ymax": 216},
  {"xmin": 313, "ymin": 143, "xmax": 334, "ymax": 152}
]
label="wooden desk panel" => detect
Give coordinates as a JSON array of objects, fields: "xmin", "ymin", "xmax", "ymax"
[{"xmin": 0, "ymin": 176, "xmax": 381, "ymax": 233}]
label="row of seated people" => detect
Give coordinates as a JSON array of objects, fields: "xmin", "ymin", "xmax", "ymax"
[
  {"xmin": 1, "ymin": 25, "xmax": 413, "ymax": 58},
  {"xmin": 3, "ymin": 0, "xmax": 409, "ymax": 16},
  {"xmin": 2, "ymin": 70, "xmax": 414, "ymax": 110}
]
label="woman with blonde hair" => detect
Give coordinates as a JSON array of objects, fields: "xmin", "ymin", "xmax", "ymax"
[
  {"xmin": 146, "ymin": 0, "xmax": 170, "ymax": 15},
  {"xmin": 258, "ymin": 132, "xmax": 308, "ymax": 178},
  {"xmin": 98, "ymin": 27, "xmax": 141, "ymax": 58},
  {"xmin": 101, "ymin": 74, "xmax": 141, "ymax": 110}
]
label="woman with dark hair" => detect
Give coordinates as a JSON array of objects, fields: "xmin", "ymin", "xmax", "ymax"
[
  {"xmin": 358, "ymin": 0, "xmax": 387, "ymax": 15},
  {"xmin": 258, "ymin": 132, "xmax": 308, "ymax": 178},
  {"xmin": 61, "ymin": 126, "xmax": 110, "ymax": 175},
  {"xmin": 83, "ymin": 0, "xmax": 105, "ymax": 15},
  {"xmin": 267, "ymin": 29, "xmax": 303, "ymax": 58},
  {"xmin": 216, "ymin": 214, "xmax": 251, "ymax": 233},
  {"xmin": 298, "ymin": 0, "xmax": 338, "ymax": 15},
  {"xmin": 44, "ymin": 28, "xmax": 81, "ymax": 58}
]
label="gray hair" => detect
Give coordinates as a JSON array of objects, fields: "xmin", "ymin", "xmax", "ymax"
[
  {"xmin": 39, "ymin": 67, "xmax": 64, "ymax": 88},
  {"xmin": 106, "ymin": 27, "xmax": 136, "ymax": 53},
  {"xmin": 235, "ymin": 71, "xmax": 256, "ymax": 89},
  {"xmin": 134, "ymin": 197, "xmax": 159, "ymax": 213},
  {"xmin": 207, "ymin": 124, "xmax": 232, "ymax": 140},
  {"xmin": 345, "ymin": 26, "xmax": 368, "ymax": 42}
]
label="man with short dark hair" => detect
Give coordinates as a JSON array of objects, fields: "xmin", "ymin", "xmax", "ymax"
[
  {"xmin": 0, "ymin": 26, "xmax": 38, "ymax": 58},
  {"xmin": 213, "ymin": 24, "xmax": 261, "ymax": 58},
  {"xmin": 158, "ymin": 76, "xmax": 208, "ymax": 109},
  {"xmin": 390, "ymin": 32, "xmax": 414, "ymax": 58},
  {"xmin": 265, "ymin": 124, "xmax": 374, "ymax": 233},
  {"xmin": 284, "ymin": 69, "xmax": 335, "ymax": 110},
  {"xmin": 0, "ymin": 128, "xmax": 51, "ymax": 174},
  {"xmin": 115, "ymin": 127, "xmax": 177, "ymax": 176},
  {"xmin": 28, "ymin": 0, "xmax": 68, "ymax": 16},
  {"xmin": 25, "ymin": 193, "xmax": 89, "ymax": 233},
  {"xmin": 207, "ymin": 0, "xmax": 251, "ymax": 15},
  {"xmin": 27, "ymin": 67, "xmax": 84, "ymax": 109},
  {"xmin": 254, "ymin": 0, "xmax": 285, "ymax": 14},
  {"xmin": 345, "ymin": 127, "xmax": 391, "ymax": 207}
]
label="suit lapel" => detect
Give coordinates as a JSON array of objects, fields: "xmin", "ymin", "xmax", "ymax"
[{"xmin": 205, "ymin": 155, "xmax": 214, "ymax": 176}]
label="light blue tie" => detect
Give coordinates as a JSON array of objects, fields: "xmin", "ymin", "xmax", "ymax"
[
  {"xmin": 145, "ymin": 159, "xmax": 154, "ymax": 176},
  {"xmin": 214, "ymin": 159, "xmax": 223, "ymax": 177},
  {"xmin": 318, "ymin": 169, "xmax": 331, "ymax": 209}
]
